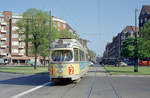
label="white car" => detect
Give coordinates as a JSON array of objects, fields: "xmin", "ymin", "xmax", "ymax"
[{"xmin": 119, "ymin": 62, "xmax": 127, "ymax": 67}]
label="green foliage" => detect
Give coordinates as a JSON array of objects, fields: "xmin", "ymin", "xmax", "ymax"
[
  {"xmin": 88, "ymin": 49, "xmax": 96, "ymax": 60},
  {"xmin": 105, "ymin": 66, "xmax": 150, "ymax": 75},
  {"xmin": 16, "ymin": 8, "xmax": 81, "ymax": 68},
  {"xmin": 120, "ymin": 37, "xmax": 135, "ymax": 58},
  {"xmin": 0, "ymin": 66, "xmax": 48, "ymax": 75},
  {"xmin": 17, "ymin": 8, "xmax": 49, "ymax": 69},
  {"xmin": 139, "ymin": 19, "xmax": 150, "ymax": 58},
  {"xmin": 120, "ymin": 36, "xmax": 150, "ymax": 59}
]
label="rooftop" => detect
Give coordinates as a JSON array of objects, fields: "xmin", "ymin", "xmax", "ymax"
[{"xmin": 122, "ymin": 26, "xmax": 139, "ymax": 33}]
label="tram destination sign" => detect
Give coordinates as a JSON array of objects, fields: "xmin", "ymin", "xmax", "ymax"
[{"xmin": 55, "ymin": 44, "xmax": 67, "ymax": 48}]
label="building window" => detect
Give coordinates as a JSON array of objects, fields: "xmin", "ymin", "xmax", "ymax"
[
  {"xmin": 63, "ymin": 24, "xmax": 66, "ymax": 29},
  {"xmin": 1, "ymin": 34, "xmax": 5, "ymax": 38},
  {"xmin": 20, "ymin": 49, "xmax": 25, "ymax": 53},
  {"xmin": 7, "ymin": 16, "xmax": 10, "ymax": 19},
  {"xmin": 1, "ymin": 26, "xmax": 5, "ymax": 31},
  {"xmin": 12, "ymin": 18, "xmax": 19, "ymax": 23},
  {"xmin": 140, "ymin": 19, "xmax": 143, "ymax": 24},
  {"xmin": 0, "ymin": 49, "xmax": 5, "ymax": 53},
  {"xmin": 12, "ymin": 26, "xmax": 19, "ymax": 31},
  {"xmin": 12, "ymin": 49, "xmax": 18, "ymax": 53},
  {"xmin": 12, "ymin": 34, "xmax": 19, "ymax": 38},
  {"xmin": 144, "ymin": 17, "xmax": 147, "ymax": 22},
  {"xmin": 0, "ymin": 18, "xmax": 4, "ymax": 22},
  {"xmin": 57, "ymin": 22, "xmax": 61, "ymax": 27},
  {"xmin": 12, "ymin": 41, "xmax": 19, "ymax": 46}
]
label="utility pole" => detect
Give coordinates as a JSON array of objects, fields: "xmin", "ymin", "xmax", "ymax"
[
  {"xmin": 48, "ymin": 10, "xmax": 52, "ymax": 71},
  {"xmin": 134, "ymin": 8, "xmax": 138, "ymax": 72}
]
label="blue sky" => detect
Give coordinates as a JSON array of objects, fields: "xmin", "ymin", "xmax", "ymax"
[{"xmin": 1, "ymin": 0, "xmax": 150, "ymax": 56}]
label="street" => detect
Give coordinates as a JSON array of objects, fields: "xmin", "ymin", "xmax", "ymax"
[{"xmin": 0, "ymin": 65, "xmax": 150, "ymax": 98}]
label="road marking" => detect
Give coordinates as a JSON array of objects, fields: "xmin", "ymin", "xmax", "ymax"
[{"xmin": 10, "ymin": 82, "xmax": 51, "ymax": 98}]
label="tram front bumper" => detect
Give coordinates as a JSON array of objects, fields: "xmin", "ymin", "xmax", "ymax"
[{"xmin": 50, "ymin": 74, "xmax": 80, "ymax": 81}]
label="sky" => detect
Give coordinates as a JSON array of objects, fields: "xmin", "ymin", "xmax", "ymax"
[{"xmin": 1, "ymin": 0, "xmax": 150, "ymax": 56}]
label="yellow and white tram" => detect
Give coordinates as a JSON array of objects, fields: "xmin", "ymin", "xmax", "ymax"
[{"xmin": 49, "ymin": 38, "xmax": 90, "ymax": 82}]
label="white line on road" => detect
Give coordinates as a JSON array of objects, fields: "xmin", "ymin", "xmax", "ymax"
[{"xmin": 10, "ymin": 82, "xmax": 51, "ymax": 98}]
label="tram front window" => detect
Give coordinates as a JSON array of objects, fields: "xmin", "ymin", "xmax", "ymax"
[{"xmin": 52, "ymin": 50, "xmax": 73, "ymax": 61}]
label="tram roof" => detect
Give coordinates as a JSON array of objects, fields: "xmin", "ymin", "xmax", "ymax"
[{"xmin": 50, "ymin": 38, "xmax": 83, "ymax": 49}]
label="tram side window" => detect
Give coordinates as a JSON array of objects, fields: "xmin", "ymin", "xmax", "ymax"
[
  {"xmin": 79, "ymin": 50, "xmax": 85, "ymax": 61},
  {"xmin": 86, "ymin": 54, "xmax": 88, "ymax": 61},
  {"xmin": 74, "ymin": 48, "xmax": 79, "ymax": 61}
]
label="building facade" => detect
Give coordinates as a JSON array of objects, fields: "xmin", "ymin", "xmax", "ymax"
[
  {"xmin": 103, "ymin": 26, "xmax": 139, "ymax": 59},
  {"xmin": 0, "ymin": 11, "xmax": 86, "ymax": 64},
  {"xmin": 0, "ymin": 11, "xmax": 28, "ymax": 63},
  {"xmin": 139, "ymin": 5, "xmax": 150, "ymax": 31}
]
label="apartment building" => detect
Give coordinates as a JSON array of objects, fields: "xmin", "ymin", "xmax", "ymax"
[
  {"xmin": 103, "ymin": 26, "xmax": 139, "ymax": 59},
  {"xmin": 0, "ymin": 11, "xmax": 30, "ymax": 63},
  {"xmin": 139, "ymin": 5, "xmax": 150, "ymax": 31},
  {"xmin": 52, "ymin": 16, "xmax": 86, "ymax": 48},
  {"xmin": 0, "ymin": 11, "xmax": 86, "ymax": 64},
  {"xmin": 52, "ymin": 16, "xmax": 78, "ymax": 36}
]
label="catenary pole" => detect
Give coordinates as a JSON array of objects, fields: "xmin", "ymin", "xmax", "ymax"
[
  {"xmin": 134, "ymin": 8, "xmax": 138, "ymax": 72},
  {"xmin": 48, "ymin": 10, "xmax": 52, "ymax": 71}
]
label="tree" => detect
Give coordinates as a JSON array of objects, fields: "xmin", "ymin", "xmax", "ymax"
[
  {"xmin": 120, "ymin": 37, "xmax": 148, "ymax": 59},
  {"xmin": 139, "ymin": 19, "xmax": 150, "ymax": 58},
  {"xmin": 88, "ymin": 49, "xmax": 96, "ymax": 61},
  {"xmin": 17, "ymin": 8, "xmax": 49, "ymax": 70},
  {"xmin": 120, "ymin": 37, "xmax": 135, "ymax": 58}
]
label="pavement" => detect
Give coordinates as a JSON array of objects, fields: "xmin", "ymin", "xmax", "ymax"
[{"xmin": 0, "ymin": 64, "xmax": 150, "ymax": 98}]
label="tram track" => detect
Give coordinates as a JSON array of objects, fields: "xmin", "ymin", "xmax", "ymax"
[
  {"xmin": 86, "ymin": 66, "xmax": 97, "ymax": 98},
  {"xmin": 106, "ymin": 75, "xmax": 122, "ymax": 98},
  {"xmin": 86, "ymin": 66, "xmax": 122, "ymax": 98},
  {"xmin": 59, "ymin": 67, "xmax": 95, "ymax": 98},
  {"xmin": 60, "ymin": 82, "xmax": 77, "ymax": 98}
]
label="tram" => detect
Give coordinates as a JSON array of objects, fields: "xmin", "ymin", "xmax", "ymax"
[{"xmin": 49, "ymin": 38, "xmax": 90, "ymax": 82}]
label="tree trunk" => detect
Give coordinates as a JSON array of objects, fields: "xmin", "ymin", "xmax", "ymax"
[
  {"xmin": 34, "ymin": 45, "xmax": 38, "ymax": 70},
  {"xmin": 44, "ymin": 56, "xmax": 46, "ymax": 67}
]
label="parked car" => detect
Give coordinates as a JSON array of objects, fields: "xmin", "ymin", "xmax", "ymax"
[
  {"xmin": 118, "ymin": 61, "xmax": 128, "ymax": 67},
  {"xmin": 90, "ymin": 62, "xmax": 94, "ymax": 66},
  {"xmin": 27, "ymin": 60, "xmax": 42, "ymax": 66},
  {"xmin": 0, "ymin": 58, "xmax": 4, "ymax": 65}
]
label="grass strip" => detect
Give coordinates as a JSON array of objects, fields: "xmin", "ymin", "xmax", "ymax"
[
  {"xmin": 0, "ymin": 66, "xmax": 49, "ymax": 75},
  {"xmin": 104, "ymin": 66, "xmax": 150, "ymax": 75}
]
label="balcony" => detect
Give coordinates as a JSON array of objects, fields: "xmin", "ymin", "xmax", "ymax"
[
  {"xmin": 1, "ymin": 29, "xmax": 7, "ymax": 33},
  {"xmin": 19, "ymin": 31, "xmax": 24, "ymax": 34},
  {"xmin": 19, "ymin": 38, "xmax": 23, "ymax": 41},
  {"xmin": 1, "ymin": 38, "xmax": 7, "ymax": 41},
  {"xmin": 1, "ymin": 22, "xmax": 7, "ymax": 25},
  {"xmin": 0, "ymin": 44, "xmax": 7, "ymax": 48},
  {"xmin": 19, "ymin": 45, "xmax": 24, "ymax": 48},
  {"xmin": 0, "ymin": 53, "xmax": 7, "ymax": 56},
  {"xmin": 18, "ymin": 53, "xmax": 24, "ymax": 55}
]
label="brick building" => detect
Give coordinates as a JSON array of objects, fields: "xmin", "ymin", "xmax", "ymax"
[
  {"xmin": 0, "ymin": 11, "xmax": 31, "ymax": 63},
  {"xmin": 103, "ymin": 26, "xmax": 139, "ymax": 59},
  {"xmin": 139, "ymin": 5, "xmax": 150, "ymax": 31},
  {"xmin": 0, "ymin": 11, "xmax": 86, "ymax": 64}
]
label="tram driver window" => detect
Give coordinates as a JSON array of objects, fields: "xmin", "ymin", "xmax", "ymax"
[{"xmin": 51, "ymin": 50, "xmax": 73, "ymax": 61}]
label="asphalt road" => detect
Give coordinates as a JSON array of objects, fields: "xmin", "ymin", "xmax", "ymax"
[{"xmin": 0, "ymin": 65, "xmax": 150, "ymax": 98}]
